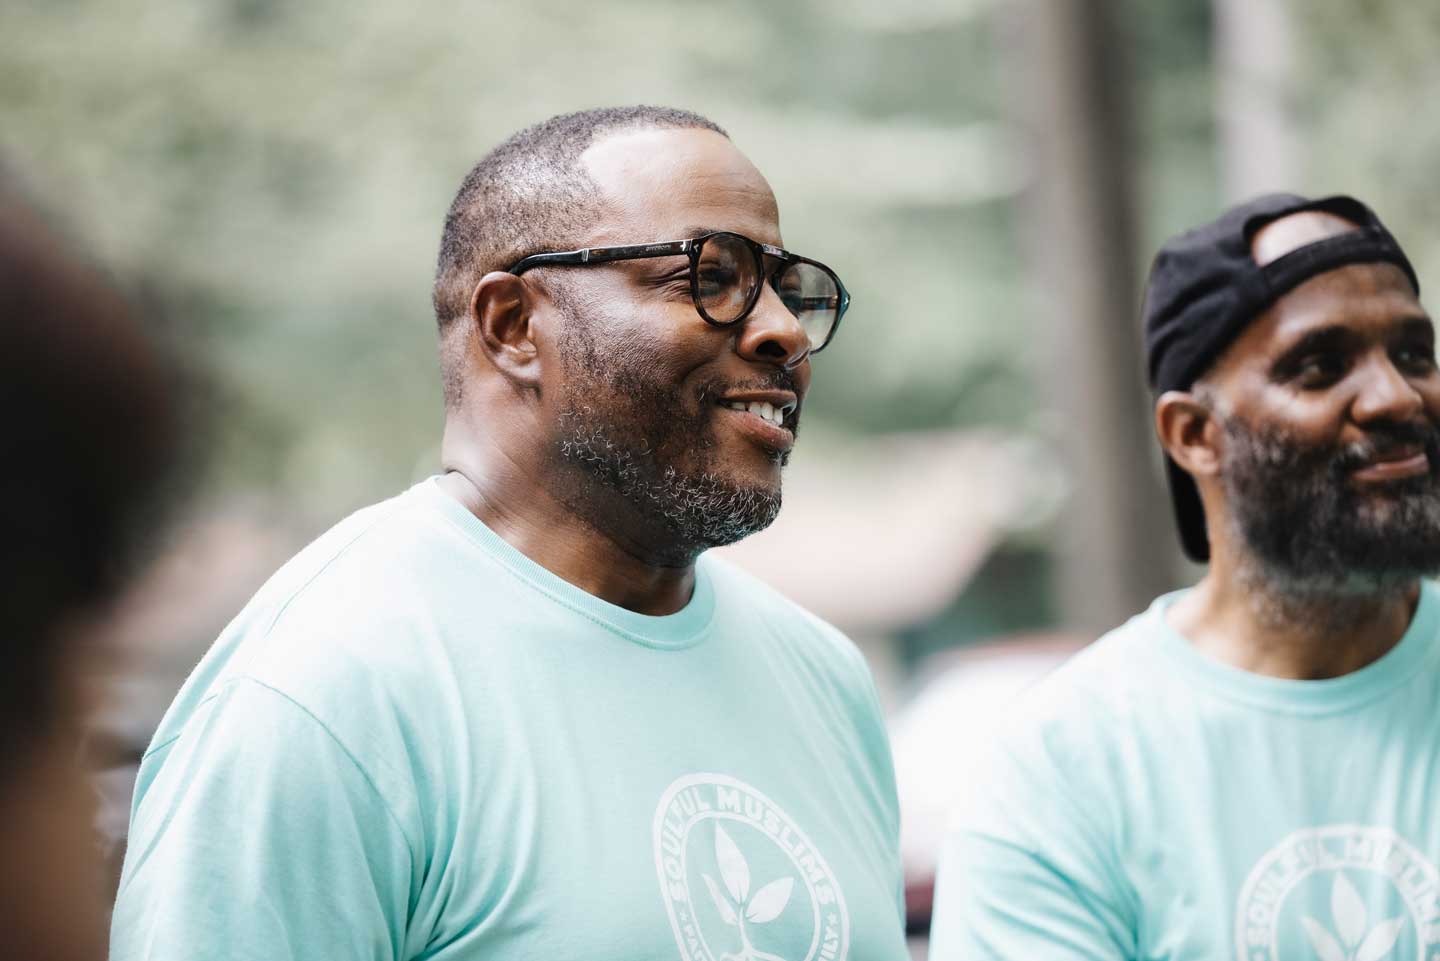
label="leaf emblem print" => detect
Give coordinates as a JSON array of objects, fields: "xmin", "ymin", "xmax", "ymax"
[
  {"xmin": 716, "ymin": 823, "xmax": 751, "ymax": 904},
  {"xmin": 704, "ymin": 873, "xmax": 739, "ymax": 926},
  {"xmin": 707, "ymin": 822, "xmax": 797, "ymax": 961},
  {"xmin": 1301, "ymin": 918, "xmax": 1346, "ymax": 961},
  {"xmin": 1301, "ymin": 874, "xmax": 1406, "ymax": 961},
  {"xmin": 1356, "ymin": 918, "xmax": 1405, "ymax": 961},
  {"xmin": 745, "ymin": 877, "xmax": 794, "ymax": 924},
  {"xmin": 1333, "ymin": 874, "xmax": 1367, "ymax": 948}
]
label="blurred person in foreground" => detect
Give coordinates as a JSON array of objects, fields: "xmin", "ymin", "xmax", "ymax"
[
  {"xmin": 0, "ymin": 182, "xmax": 176, "ymax": 961},
  {"xmin": 110, "ymin": 106, "xmax": 907, "ymax": 960},
  {"xmin": 930, "ymin": 194, "xmax": 1440, "ymax": 959}
]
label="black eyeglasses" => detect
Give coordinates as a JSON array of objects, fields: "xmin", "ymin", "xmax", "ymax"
[{"xmin": 507, "ymin": 231, "xmax": 851, "ymax": 353}]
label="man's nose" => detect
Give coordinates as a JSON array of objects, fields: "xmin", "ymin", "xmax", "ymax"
[
  {"xmin": 1352, "ymin": 354, "xmax": 1425, "ymax": 424},
  {"xmin": 734, "ymin": 285, "xmax": 810, "ymax": 369}
]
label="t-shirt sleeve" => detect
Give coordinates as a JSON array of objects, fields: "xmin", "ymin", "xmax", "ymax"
[
  {"xmin": 927, "ymin": 718, "xmax": 1136, "ymax": 959},
  {"xmin": 110, "ymin": 677, "xmax": 417, "ymax": 961}
]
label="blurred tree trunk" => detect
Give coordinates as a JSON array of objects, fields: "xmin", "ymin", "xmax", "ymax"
[
  {"xmin": 1215, "ymin": 0, "xmax": 1300, "ymax": 200},
  {"xmin": 1006, "ymin": 0, "xmax": 1178, "ymax": 635}
]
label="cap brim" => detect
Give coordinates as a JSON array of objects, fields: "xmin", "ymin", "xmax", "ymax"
[{"xmin": 1164, "ymin": 455, "xmax": 1210, "ymax": 562}]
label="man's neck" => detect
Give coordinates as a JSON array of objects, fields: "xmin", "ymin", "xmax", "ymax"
[
  {"xmin": 1167, "ymin": 556, "xmax": 1421, "ymax": 680},
  {"xmin": 437, "ymin": 441, "xmax": 698, "ymax": 618}
]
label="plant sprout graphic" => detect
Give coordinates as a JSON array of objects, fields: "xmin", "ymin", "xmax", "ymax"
[
  {"xmin": 1301, "ymin": 873, "xmax": 1406, "ymax": 961},
  {"xmin": 701, "ymin": 823, "xmax": 796, "ymax": 961}
]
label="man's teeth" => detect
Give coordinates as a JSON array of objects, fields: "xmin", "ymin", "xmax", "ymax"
[{"xmin": 722, "ymin": 400, "xmax": 786, "ymax": 427}]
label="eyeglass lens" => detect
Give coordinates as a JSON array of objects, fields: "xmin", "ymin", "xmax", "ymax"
[
  {"xmin": 774, "ymin": 261, "xmax": 839, "ymax": 351},
  {"xmin": 696, "ymin": 233, "xmax": 839, "ymax": 350},
  {"xmin": 694, "ymin": 233, "xmax": 758, "ymax": 323}
]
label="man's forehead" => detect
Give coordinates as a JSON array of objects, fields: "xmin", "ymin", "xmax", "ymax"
[
  {"xmin": 579, "ymin": 127, "xmax": 781, "ymax": 245},
  {"xmin": 1225, "ymin": 262, "xmax": 1429, "ymax": 366}
]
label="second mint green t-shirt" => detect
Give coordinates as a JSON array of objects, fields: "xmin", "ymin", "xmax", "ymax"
[
  {"xmin": 111, "ymin": 479, "xmax": 907, "ymax": 961},
  {"xmin": 931, "ymin": 584, "xmax": 1440, "ymax": 961}
]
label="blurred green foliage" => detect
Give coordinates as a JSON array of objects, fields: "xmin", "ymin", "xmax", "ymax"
[
  {"xmin": 1299, "ymin": 0, "xmax": 1440, "ymax": 287},
  {"xmin": 2, "ymin": 0, "xmax": 1023, "ymax": 520},
  {"xmin": 3, "ymin": 0, "xmax": 1437, "ymax": 529}
]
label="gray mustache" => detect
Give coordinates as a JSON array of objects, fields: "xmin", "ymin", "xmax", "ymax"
[{"xmin": 1335, "ymin": 422, "xmax": 1440, "ymax": 472}]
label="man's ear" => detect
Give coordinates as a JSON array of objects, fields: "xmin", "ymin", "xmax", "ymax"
[
  {"xmin": 470, "ymin": 271, "xmax": 542, "ymax": 388},
  {"xmin": 1155, "ymin": 390, "xmax": 1223, "ymax": 479}
]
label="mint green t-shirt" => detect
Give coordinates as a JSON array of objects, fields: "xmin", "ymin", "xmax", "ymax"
[
  {"xmin": 111, "ymin": 480, "xmax": 906, "ymax": 961},
  {"xmin": 930, "ymin": 585, "xmax": 1440, "ymax": 961}
]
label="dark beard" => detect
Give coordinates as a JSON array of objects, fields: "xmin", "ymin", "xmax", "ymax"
[
  {"xmin": 551, "ymin": 326, "xmax": 791, "ymax": 561},
  {"xmin": 1220, "ymin": 415, "xmax": 1440, "ymax": 593}
]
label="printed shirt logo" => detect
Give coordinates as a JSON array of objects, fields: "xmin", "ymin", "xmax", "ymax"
[
  {"xmin": 653, "ymin": 773, "xmax": 850, "ymax": 961},
  {"xmin": 1235, "ymin": 825, "xmax": 1440, "ymax": 961}
]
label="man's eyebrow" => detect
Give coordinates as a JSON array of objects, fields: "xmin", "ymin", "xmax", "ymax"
[
  {"xmin": 676, "ymin": 225, "xmax": 783, "ymax": 246},
  {"xmin": 1270, "ymin": 325, "xmax": 1356, "ymax": 373},
  {"xmin": 1395, "ymin": 315, "xmax": 1435, "ymax": 341},
  {"xmin": 1269, "ymin": 315, "xmax": 1435, "ymax": 374}
]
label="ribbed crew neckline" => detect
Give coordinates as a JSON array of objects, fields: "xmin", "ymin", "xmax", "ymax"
[
  {"xmin": 1148, "ymin": 581, "xmax": 1440, "ymax": 716},
  {"xmin": 416, "ymin": 477, "xmax": 717, "ymax": 651}
]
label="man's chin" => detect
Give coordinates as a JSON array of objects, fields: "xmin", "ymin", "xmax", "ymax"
[
  {"xmin": 689, "ymin": 485, "xmax": 784, "ymax": 549},
  {"xmin": 1276, "ymin": 563, "xmax": 1439, "ymax": 598},
  {"xmin": 1243, "ymin": 516, "xmax": 1440, "ymax": 592},
  {"xmin": 716, "ymin": 436, "xmax": 792, "ymax": 474},
  {"xmin": 627, "ymin": 462, "xmax": 781, "ymax": 551},
  {"xmin": 688, "ymin": 443, "xmax": 787, "ymax": 498}
]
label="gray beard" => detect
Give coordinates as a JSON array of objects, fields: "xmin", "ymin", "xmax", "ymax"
[
  {"xmin": 1219, "ymin": 414, "xmax": 1440, "ymax": 601},
  {"xmin": 556, "ymin": 417, "xmax": 781, "ymax": 561},
  {"xmin": 546, "ymin": 304, "xmax": 791, "ymax": 563}
]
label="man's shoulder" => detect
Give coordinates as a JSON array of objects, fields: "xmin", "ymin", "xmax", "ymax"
[
  {"xmin": 140, "ymin": 486, "xmax": 481, "ymax": 799},
  {"xmin": 948, "ymin": 603, "xmax": 1181, "ymax": 858},
  {"xmin": 257, "ymin": 482, "xmax": 459, "ymax": 613},
  {"xmin": 1041, "ymin": 598, "xmax": 1176, "ymax": 695},
  {"xmin": 704, "ymin": 552, "xmax": 867, "ymax": 668},
  {"xmin": 166, "ymin": 486, "xmax": 466, "ymax": 719},
  {"xmin": 985, "ymin": 599, "xmax": 1182, "ymax": 766}
]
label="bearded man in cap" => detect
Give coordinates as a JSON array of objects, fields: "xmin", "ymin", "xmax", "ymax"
[
  {"xmin": 930, "ymin": 194, "xmax": 1440, "ymax": 959},
  {"xmin": 111, "ymin": 106, "xmax": 907, "ymax": 960}
]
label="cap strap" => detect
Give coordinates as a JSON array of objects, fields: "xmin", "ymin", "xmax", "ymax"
[{"xmin": 1260, "ymin": 228, "xmax": 1420, "ymax": 303}]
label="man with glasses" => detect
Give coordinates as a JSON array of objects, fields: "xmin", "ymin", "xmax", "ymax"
[{"xmin": 111, "ymin": 106, "xmax": 907, "ymax": 961}]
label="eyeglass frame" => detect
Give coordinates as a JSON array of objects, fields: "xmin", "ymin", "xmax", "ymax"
[{"xmin": 505, "ymin": 230, "xmax": 851, "ymax": 353}]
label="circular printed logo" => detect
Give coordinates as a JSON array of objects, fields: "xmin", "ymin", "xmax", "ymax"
[
  {"xmin": 1234, "ymin": 825, "xmax": 1440, "ymax": 961},
  {"xmin": 653, "ymin": 773, "xmax": 850, "ymax": 961}
]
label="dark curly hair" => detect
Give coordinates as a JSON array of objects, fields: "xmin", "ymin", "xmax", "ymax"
[{"xmin": 0, "ymin": 180, "xmax": 178, "ymax": 769}]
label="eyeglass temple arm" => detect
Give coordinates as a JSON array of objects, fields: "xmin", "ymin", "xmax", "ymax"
[{"xmin": 509, "ymin": 239, "xmax": 694, "ymax": 275}]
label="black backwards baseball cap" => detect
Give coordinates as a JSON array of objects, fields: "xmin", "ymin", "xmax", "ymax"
[{"xmin": 1141, "ymin": 193, "xmax": 1422, "ymax": 562}]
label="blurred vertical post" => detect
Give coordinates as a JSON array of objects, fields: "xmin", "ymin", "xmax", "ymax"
[
  {"xmin": 1007, "ymin": 0, "xmax": 1178, "ymax": 634},
  {"xmin": 1214, "ymin": 0, "xmax": 1299, "ymax": 200}
]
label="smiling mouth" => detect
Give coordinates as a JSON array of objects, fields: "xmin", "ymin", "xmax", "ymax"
[
  {"xmin": 719, "ymin": 398, "xmax": 791, "ymax": 428},
  {"xmin": 1351, "ymin": 447, "xmax": 1432, "ymax": 483}
]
